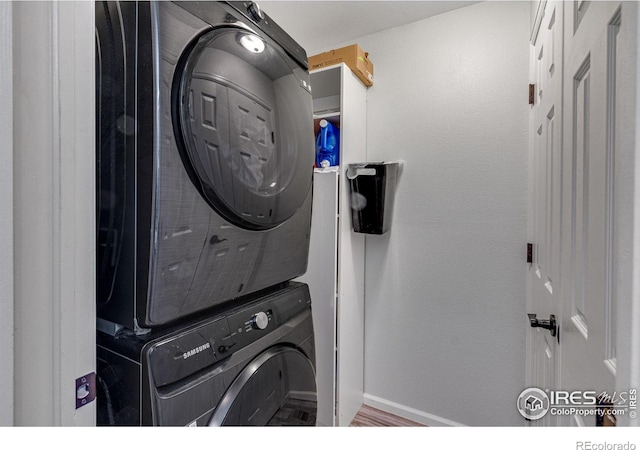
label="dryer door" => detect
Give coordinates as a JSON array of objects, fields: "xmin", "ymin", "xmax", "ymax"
[
  {"xmin": 209, "ymin": 345, "xmax": 317, "ymax": 426},
  {"xmin": 174, "ymin": 27, "xmax": 314, "ymax": 230}
]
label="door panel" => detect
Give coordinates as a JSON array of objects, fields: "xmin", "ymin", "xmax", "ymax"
[{"xmin": 560, "ymin": 0, "xmax": 622, "ymax": 426}]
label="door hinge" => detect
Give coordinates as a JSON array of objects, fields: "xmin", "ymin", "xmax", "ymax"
[
  {"xmin": 529, "ymin": 84, "xmax": 535, "ymax": 105},
  {"xmin": 527, "ymin": 243, "xmax": 533, "ymax": 264}
]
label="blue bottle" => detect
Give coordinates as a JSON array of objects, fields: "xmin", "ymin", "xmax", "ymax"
[{"xmin": 315, "ymin": 119, "xmax": 340, "ymax": 168}]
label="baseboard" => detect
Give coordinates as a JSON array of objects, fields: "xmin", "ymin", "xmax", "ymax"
[{"xmin": 363, "ymin": 393, "xmax": 467, "ymax": 427}]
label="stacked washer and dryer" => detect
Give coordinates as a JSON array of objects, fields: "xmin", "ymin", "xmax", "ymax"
[{"xmin": 95, "ymin": 1, "xmax": 317, "ymax": 426}]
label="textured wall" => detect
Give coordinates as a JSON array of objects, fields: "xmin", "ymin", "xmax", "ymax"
[{"xmin": 357, "ymin": 1, "xmax": 530, "ymax": 426}]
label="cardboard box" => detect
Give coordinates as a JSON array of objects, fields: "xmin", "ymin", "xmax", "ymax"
[{"xmin": 309, "ymin": 44, "xmax": 374, "ymax": 87}]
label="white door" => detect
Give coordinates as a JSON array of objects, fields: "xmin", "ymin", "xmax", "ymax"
[
  {"xmin": 560, "ymin": 0, "xmax": 628, "ymax": 427},
  {"xmin": 527, "ymin": 0, "xmax": 638, "ymax": 427},
  {"xmin": 526, "ymin": 0, "xmax": 564, "ymax": 427}
]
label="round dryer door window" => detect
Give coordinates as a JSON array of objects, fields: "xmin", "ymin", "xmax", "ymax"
[
  {"xmin": 208, "ymin": 346, "xmax": 317, "ymax": 426},
  {"xmin": 175, "ymin": 27, "xmax": 314, "ymax": 230}
]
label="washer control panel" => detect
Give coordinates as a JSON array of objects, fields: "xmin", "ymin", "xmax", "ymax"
[
  {"xmin": 146, "ymin": 283, "xmax": 311, "ymax": 388},
  {"xmin": 226, "ymin": 305, "xmax": 274, "ymax": 350}
]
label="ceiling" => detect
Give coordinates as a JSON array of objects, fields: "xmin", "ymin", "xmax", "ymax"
[{"xmin": 260, "ymin": 1, "xmax": 480, "ymax": 54}]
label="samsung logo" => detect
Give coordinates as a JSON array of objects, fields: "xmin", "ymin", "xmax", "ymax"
[{"xmin": 183, "ymin": 342, "xmax": 211, "ymax": 360}]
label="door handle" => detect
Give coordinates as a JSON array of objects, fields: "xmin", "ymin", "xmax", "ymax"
[{"xmin": 527, "ymin": 313, "xmax": 557, "ymax": 337}]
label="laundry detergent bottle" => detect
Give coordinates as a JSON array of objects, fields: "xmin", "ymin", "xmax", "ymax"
[{"xmin": 315, "ymin": 119, "xmax": 340, "ymax": 168}]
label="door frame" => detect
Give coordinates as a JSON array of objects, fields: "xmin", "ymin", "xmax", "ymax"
[
  {"xmin": 526, "ymin": 2, "xmax": 564, "ymax": 420},
  {"xmin": 12, "ymin": 1, "xmax": 95, "ymax": 425},
  {"xmin": 0, "ymin": 0, "xmax": 14, "ymax": 427},
  {"xmin": 613, "ymin": 1, "xmax": 640, "ymax": 427}
]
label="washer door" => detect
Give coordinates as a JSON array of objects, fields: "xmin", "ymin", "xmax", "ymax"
[
  {"xmin": 174, "ymin": 27, "xmax": 314, "ymax": 230},
  {"xmin": 209, "ymin": 346, "xmax": 317, "ymax": 426}
]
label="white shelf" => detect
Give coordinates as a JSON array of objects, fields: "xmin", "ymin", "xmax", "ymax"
[
  {"xmin": 314, "ymin": 111, "xmax": 341, "ymax": 120},
  {"xmin": 297, "ymin": 62, "xmax": 367, "ymax": 427},
  {"xmin": 314, "ymin": 166, "xmax": 340, "ymax": 173}
]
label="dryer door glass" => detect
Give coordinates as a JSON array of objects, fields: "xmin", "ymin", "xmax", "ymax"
[
  {"xmin": 175, "ymin": 27, "xmax": 314, "ymax": 230},
  {"xmin": 208, "ymin": 346, "xmax": 317, "ymax": 426}
]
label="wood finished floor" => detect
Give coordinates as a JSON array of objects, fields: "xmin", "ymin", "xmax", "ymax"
[{"xmin": 349, "ymin": 405, "xmax": 426, "ymax": 427}]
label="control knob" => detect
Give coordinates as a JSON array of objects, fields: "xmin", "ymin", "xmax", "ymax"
[
  {"xmin": 250, "ymin": 311, "xmax": 269, "ymax": 330},
  {"xmin": 247, "ymin": 2, "xmax": 264, "ymax": 22}
]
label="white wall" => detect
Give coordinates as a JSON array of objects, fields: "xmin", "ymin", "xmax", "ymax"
[{"xmin": 356, "ymin": 2, "xmax": 530, "ymax": 426}]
